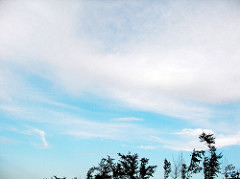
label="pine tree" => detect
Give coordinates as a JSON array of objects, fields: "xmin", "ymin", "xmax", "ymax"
[
  {"xmin": 87, "ymin": 152, "xmax": 157, "ymax": 179},
  {"xmin": 139, "ymin": 158, "xmax": 157, "ymax": 179},
  {"xmin": 163, "ymin": 159, "xmax": 171, "ymax": 179},
  {"xmin": 199, "ymin": 132, "xmax": 223, "ymax": 179}
]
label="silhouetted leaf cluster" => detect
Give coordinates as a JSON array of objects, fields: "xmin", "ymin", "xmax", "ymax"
[
  {"xmin": 163, "ymin": 159, "xmax": 171, "ymax": 179},
  {"xmin": 86, "ymin": 152, "xmax": 157, "ymax": 179},
  {"xmin": 199, "ymin": 132, "xmax": 223, "ymax": 179},
  {"xmin": 163, "ymin": 132, "xmax": 223, "ymax": 179},
  {"xmin": 223, "ymin": 164, "xmax": 240, "ymax": 178}
]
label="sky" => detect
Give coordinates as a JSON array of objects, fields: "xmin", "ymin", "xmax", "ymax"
[{"xmin": 1, "ymin": 0, "xmax": 240, "ymax": 178}]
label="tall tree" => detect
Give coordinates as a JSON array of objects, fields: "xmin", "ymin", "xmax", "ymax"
[
  {"xmin": 171, "ymin": 158, "xmax": 181, "ymax": 179},
  {"xmin": 199, "ymin": 132, "xmax": 223, "ymax": 179},
  {"xmin": 118, "ymin": 152, "xmax": 139, "ymax": 179},
  {"xmin": 86, "ymin": 157, "xmax": 113, "ymax": 179},
  {"xmin": 139, "ymin": 157, "xmax": 157, "ymax": 179},
  {"xmin": 181, "ymin": 163, "xmax": 187, "ymax": 179},
  {"xmin": 163, "ymin": 159, "xmax": 171, "ymax": 179},
  {"xmin": 187, "ymin": 149, "xmax": 204, "ymax": 178},
  {"xmin": 87, "ymin": 152, "xmax": 157, "ymax": 179}
]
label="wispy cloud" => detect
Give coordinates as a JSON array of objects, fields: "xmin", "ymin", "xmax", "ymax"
[
  {"xmin": 1, "ymin": 99, "xmax": 157, "ymax": 143},
  {"xmin": 174, "ymin": 128, "xmax": 240, "ymax": 149},
  {"xmin": 174, "ymin": 128, "xmax": 214, "ymax": 136},
  {"xmin": 62, "ymin": 117, "xmax": 156, "ymax": 141},
  {"xmin": 111, "ymin": 117, "xmax": 143, "ymax": 122},
  {"xmin": 150, "ymin": 128, "xmax": 240, "ymax": 151},
  {"xmin": 3, "ymin": 126, "xmax": 49, "ymax": 148},
  {"xmin": 0, "ymin": 136, "xmax": 14, "ymax": 144},
  {"xmin": 216, "ymin": 132, "xmax": 240, "ymax": 148},
  {"xmin": 138, "ymin": 145, "xmax": 157, "ymax": 150},
  {"xmin": 33, "ymin": 128, "xmax": 48, "ymax": 148}
]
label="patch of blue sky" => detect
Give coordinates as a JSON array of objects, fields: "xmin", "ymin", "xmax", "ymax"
[{"xmin": 3, "ymin": 64, "xmax": 192, "ymax": 131}]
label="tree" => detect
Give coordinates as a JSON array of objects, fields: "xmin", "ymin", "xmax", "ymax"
[
  {"xmin": 53, "ymin": 176, "xmax": 66, "ymax": 179},
  {"xmin": 118, "ymin": 152, "xmax": 139, "ymax": 179},
  {"xmin": 139, "ymin": 158, "xmax": 157, "ymax": 179},
  {"xmin": 86, "ymin": 152, "xmax": 157, "ymax": 179},
  {"xmin": 187, "ymin": 149, "xmax": 204, "ymax": 178},
  {"xmin": 199, "ymin": 132, "xmax": 223, "ymax": 179},
  {"xmin": 86, "ymin": 167, "xmax": 95, "ymax": 179},
  {"xmin": 86, "ymin": 156, "xmax": 113, "ymax": 179},
  {"xmin": 163, "ymin": 159, "xmax": 171, "ymax": 179},
  {"xmin": 223, "ymin": 164, "xmax": 240, "ymax": 179},
  {"xmin": 171, "ymin": 158, "xmax": 181, "ymax": 179},
  {"xmin": 181, "ymin": 163, "xmax": 187, "ymax": 179}
]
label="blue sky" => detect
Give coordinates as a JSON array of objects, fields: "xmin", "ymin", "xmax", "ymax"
[{"xmin": 1, "ymin": 0, "xmax": 240, "ymax": 178}]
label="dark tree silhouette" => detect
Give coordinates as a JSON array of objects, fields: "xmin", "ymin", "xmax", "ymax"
[
  {"xmin": 163, "ymin": 158, "xmax": 171, "ymax": 179},
  {"xmin": 53, "ymin": 176, "xmax": 66, "ymax": 179},
  {"xmin": 139, "ymin": 157, "xmax": 157, "ymax": 179},
  {"xmin": 181, "ymin": 163, "xmax": 187, "ymax": 179},
  {"xmin": 199, "ymin": 132, "xmax": 223, "ymax": 179},
  {"xmin": 86, "ymin": 152, "xmax": 157, "ymax": 179},
  {"xmin": 223, "ymin": 164, "xmax": 240, "ymax": 179},
  {"xmin": 118, "ymin": 152, "xmax": 139, "ymax": 179},
  {"xmin": 187, "ymin": 149, "xmax": 204, "ymax": 178},
  {"xmin": 86, "ymin": 157, "xmax": 113, "ymax": 179},
  {"xmin": 199, "ymin": 133, "xmax": 215, "ymax": 148}
]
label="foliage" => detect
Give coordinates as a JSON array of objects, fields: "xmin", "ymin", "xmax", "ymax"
[
  {"xmin": 171, "ymin": 158, "xmax": 181, "ymax": 179},
  {"xmin": 139, "ymin": 158, "xmax": 157, "ymax": 179},
  {"xmin": 86, "ymin": 152, "xmax": 157, "ymax": 179},
  {"xmin": 223, "ymin": 164, "xmax": 240, "ymax": 179},
  {"xmin": 118, "ymin": 152, "xmax": 139, "ymax": 179},
  {"xmin": 181, "ymin": 163, "xmax": 187, "ymax": 179},
  {"xmin": 199, "ymin": 132, "xmax": 223, "ymax": 179},
  {"xmin": 163, "ymin": 158, "xmax": 171, "ymax": 179},
  {"xmin": 187, "ymin": 149, "xmax": 204, "ymax": 178}
]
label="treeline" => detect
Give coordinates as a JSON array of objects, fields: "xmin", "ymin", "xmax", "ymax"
[{"xmin": 45, "ymin": 132, "xmax": 239, "ymax": 179}]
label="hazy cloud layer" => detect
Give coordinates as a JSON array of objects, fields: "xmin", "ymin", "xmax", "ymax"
[{"xmin": 0, "ymin": 0, "xmax": 240, "ymax": 149}]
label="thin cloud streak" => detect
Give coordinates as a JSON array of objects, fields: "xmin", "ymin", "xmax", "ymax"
[
  {"xmin": 0, "ymin": 136, "xmax": 14, "ymax": 144},
  {"xmin": 111, "ymin": 117, "xmax": 143, "ymax": 122},
  {"xmin": 33, "ymin": 128, "xmax": 48, "ymax": 148},
  {"xmin": 138, "ymin": 145, "xmax": 157, "ymax": 150},
  {"xmin": 62, "ymin": 118, "xmax": 157, "ymax": 141}
]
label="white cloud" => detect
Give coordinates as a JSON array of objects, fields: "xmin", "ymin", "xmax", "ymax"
[
  {"xmin": 111, "ymin": 117, "xmax": 143, "ymax": 122},
  {"xmin": 216, "ymin": 132, "xmax": 240, "ymax": 148},
  {"xmin": 174, "ymin": 128, "xmax": 240, "ymax": 149},
  {"xmin": 5, "ymin": 126, "xmax": 50, "ymax": 148},
  {"xmin": 149, "ymin": 135, "xmax": 204, "ymax": 152},
  {"xmin": 174, "ymin": 128, "xmax": 214, "ymax": 136},
  {"xmin": 33, "ymin": 129, "xmax": 48, "ymax": 148},
  {"xmin": 0, "ymin": 0, "xmax": 240, "ymax": 140},
  {"xmin": 0, "ymin": 96, "xmax": 158, "ymax": 143},
  {"xmin": 0, "ymin": 136, "xmax": 13, "ymax": 144},
  {"xmin": 138, "ymin": 145, "xmax": 157, "ymax": 150},
  {"xmin": 62, "ymin": 118, "xmax": 156, "ymax": 141},
  {"xmin": 152, "ymin": 128, "xmax": 240, "ymax": 151}
]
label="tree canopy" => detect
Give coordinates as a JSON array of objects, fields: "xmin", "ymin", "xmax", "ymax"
[{"xmin": 86, "ymin": 152, "xmax": 157, "ymax": 179}]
